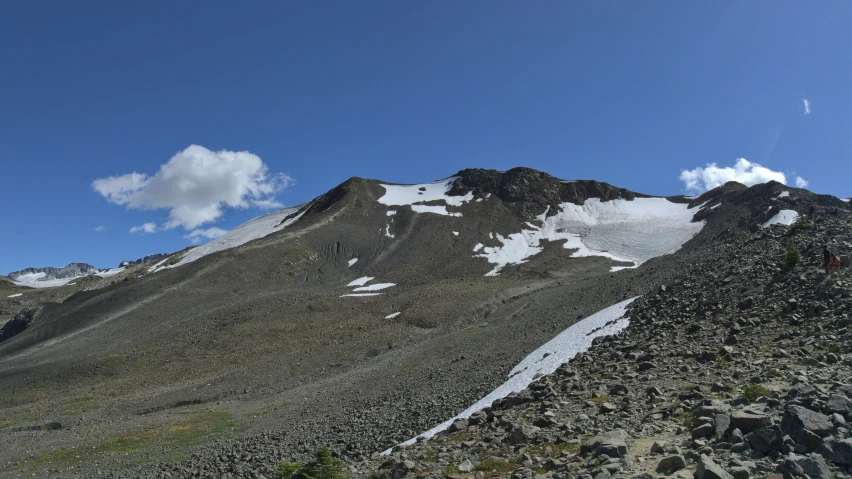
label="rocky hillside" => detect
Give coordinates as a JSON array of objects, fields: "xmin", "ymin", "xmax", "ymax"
[
  {"xmin": 1, "ymin": 169, "xmax": 849, "ymax": 479},
  {"xmin": 7, "ymin": 263, "xmax": 97, "ymax": 282},
  {"xmin": 358, "ymin": 207, "xmax": 852, "ymax": 479}
]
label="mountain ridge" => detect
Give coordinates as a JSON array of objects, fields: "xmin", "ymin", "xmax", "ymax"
[{"xmin": 0, "ymin": 167, "xmax": 850, "ymax": 478}]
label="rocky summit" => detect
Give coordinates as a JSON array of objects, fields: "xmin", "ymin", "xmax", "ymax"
[{"xmin": 0, "ymin": 168, "xmax": 849, "ymax": 479}]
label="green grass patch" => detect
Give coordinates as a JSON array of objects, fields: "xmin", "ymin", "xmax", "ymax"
[
  {"xmin": 65, "ymin": 396, "xmax": 100, "ymax": 415},
  {"xmin": 27, "ymin": 411, "xmax": 239, "ymax": 469},
  {"xmin": 743, "ymin": 384, "xmax": 771, "ymax": 402},
  {"xmin": 250, "ymin": 401, "xmax": 293, "ymax": 417},
  {"xmin": 275, "ymin": 446, "xmax": 349, "ymax": 479},
  {"xmin": 474, "ymin": 458, "xmax": 515, "ymax": 474},
  {"xmin": 525, "ymin": 441, "xmax": 579, "ymax": 458},
  {"xmin": 589, "ymin": 395, "xmax": 611, "ymax": 404},
  {"xmin": 675, "ymin": 411, "xmax": 696, "ymax": 428}
]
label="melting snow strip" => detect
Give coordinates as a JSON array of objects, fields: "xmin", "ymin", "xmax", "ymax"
[
  {"xmin": 452, "ymin": 231, "xmax": 459, "ymax": 236},
  {"xmin": 385, "ymin": 297, "xmax": 638, "ymax": 453},
  {"xmin": 385, "ymin": 224, "xmax": 395, "ymax": 238},
  {"xmin": 353, "ymin": 283, "xmax": 396, "ymax": 292},
  {"xmin": 340, "ymin": 293, "xmax": 383, "ymax": 297},
  {"xmin": 347, "ymin": 276, "xmax": 374, "ymax": 287},
  {"xmin": 385, "ymin": 312, "xmax": 401, "ymax": 319},
  {"xmin": 348, "ymin": 258, "xmax": 358, "ymax": 267},
  {"xmin": 764, "ymin": 210, "xmax": 799, "ymax": 227},
  {"xmin": 473, "ymin": 243, "xmax": 484, "ymax": 252},
  {"xmin": 386, "ymin": 210, "xmax": 397, "ymax": 216},
  {"xmin": 778, "ymin": 191, "xmax": 790, "ymax": 198},
  {"xmin": 7, "ymin": 293, "xmax": 23, "ymax": 298}
]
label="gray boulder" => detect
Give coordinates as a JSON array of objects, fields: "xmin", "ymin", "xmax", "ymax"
[
  {"xmin": 781, "ymin": 406, "xmax": 833, "ymax": 450},
  {"xmin": 817, "ymin": 437, "xmax": 852, "ymax": 465},
  {"xmin": 696, "ymin": 455, "xmax": 733, "ymax": 479},
  {"xmin": 781, "ymin": 454, "xmax": 833, "ymax": 479},
  {"xmin": 730, "ymin": 411, "xmax": 771, "ymax": 434}
]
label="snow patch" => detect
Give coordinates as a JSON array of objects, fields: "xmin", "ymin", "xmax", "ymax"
[
  {"xmin": 385, "ymin": 224, "xmax": 395, "ymax": 238},
  {"xmin": 476, "ymin": 198, "xmax": 703, "ymax": 276},
  {"xmin": 710, "ymin": 203, "xmax": 721, "ymax": 210},
  {"xmin": 7, "ymin": 293, "xmax": 22, "ymax": 298},
  {"xmin": 386, "ymin": 210, "xmax": 397, "ymax": 216},
  {"xmin": 452, "ymin": 231, "xmax": 459, "ymax": 236},
  {"xmin": 347, "ymin": 276, "xmax": 374, "ymax": 287},
  {"xmin": 171, "ymin": 204, "xmax": 306, "ymax": 269},
  {"xmin": 378, "ymin": 178, "xmax": 472, "ymax": 217},
  {"xmin": 12, "ymin": 267, "xmax": 126, "ymax": 289},
  {"xmin": 764, "ymin": 210, "xmax": 799, "ymax": 227},
  {"xmin": 473, "ymin": 243, "xmax": 484, "ymax": 252},
  {"xmin": 410, "ymin": 205, "xmax": 462, "ymax": 217},
  {"xmin": 340, "ymin": 293, "xmax": 383, "ymax": 297},
  {"xmin": 842, "ymin": 198, "xmax": 849, "ymax": 203},
  {"xmin": 353, "ymin": 283, "xmax": 396, "ymax": 292},
  {"xmin": 348, "ymin": 258, "xmax": 358, "ymax": 267},
  {"xmin": 778, "ymin": 191, "xmax": 790, "ymax": 198},
  {"xmin": 389, "ymin": 297, "xmax": 637, "ymax": 451},
  {"xmin": 385, "ymin": 312, "xmax": 401, "ymax": 319}
]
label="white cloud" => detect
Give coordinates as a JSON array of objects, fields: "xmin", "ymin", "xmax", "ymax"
[
  {"xmin": 129, "ymin": 222, "xmax": 157, "ymax": 234},
  {"xmin": 184, "ymin": 227, "xmax": 228, "ymax": 244},
  {"xmin": 679, "ymin": 158, "xmax": 787, "ymax": 193},
  {"xmin": 795, "ymin": 176, "xmax": 809, "ymax": 188},
  {"xmin": 94, "ymin": 226, "xmax": 106, "ymax": 232},
  {"xmin": 802, "ymin": 98, "xmax": 811, "ymax": 115},
  {"xmin": 93, "ymin": 145, "xmax": 291, "ymax": 231}
]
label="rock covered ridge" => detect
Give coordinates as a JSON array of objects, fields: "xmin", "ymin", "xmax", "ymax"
[
  {"xmin": 362, "ymin": 207, "xmax": 852, "ymax": 479},
  {"xmin": 8, "ymin": 263, "xmax": 97, "ymax": 281}
]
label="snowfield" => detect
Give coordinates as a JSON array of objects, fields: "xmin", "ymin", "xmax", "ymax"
[
  {"xmin": 378, "ymin": 178, "xmax": 473, "ymax": 217},
  {"xmin": 168, "ymin": 204, "xmax": 306, "ymax": 269},
  {"xmin": 7, "ymin": 293, "xmax": 23, "ymax": 298},
  {"xmin": 475, "ymin": 198, "xmax": 704, "ymax": 276},
  {"xmin": 764, "ymin": 210, "xmax": 799, "ymax": 227},
  {"xmin": 353, "ymin": 283, "xmax": 395, "ymax": 292},
  {"xmin": 12, "ymin": 267, "xmax": 125, "ymax": 289},
  {"xmin": 388, "ymin": 297, "xmax": 638, "ymax": 451},
  {"xmin": 778, "ymin": 191, "xmax": 790, "ymax": 198}
]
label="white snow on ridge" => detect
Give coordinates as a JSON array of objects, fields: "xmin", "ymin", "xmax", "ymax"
[
  {"xmin": 778, "ymin": 191, "xmax": 790, "ymax": 198},
  {"xmin": 378, "ymin": 178, "xmax": 473, "ymax": 217},
  {"xmin": 347, "ymin": 276, "xmax": 374, "ymax": 287},
  {"xmin": 353, "ymin": 283, "xmax": 396, "ymax": 292},
  {"xmin": 764, "ymin": 210, "xmax": 799, "ymax": 227},
  {"xmin": 385, "ymin": 312, "xmax": 401, "ymax": 319},
  {"xmin": 476, "ymin": 198, "xmax": 704, "ymax": 276},
  {"xmin": 842, "ymin": 198, "xmax": 849, "ymax": 203},
  {"xmin": 410, "ymin": 205, "xmax": 462, "ymax": 217},
  {"xmin": 7, "ymin": 293, "xmax": 23, "ymax": 298},
  {"xmin": 13, "ymin": 272, "xmax": 46, "ymax": 283},
  {"xmin": 348, "ymin": 258, "xmax": 358, "ymax": 267},
  {"xmin": 172, "ymin": 204, "xmax": 306, "ymax": 269},
  {"xmin": 390, "ymin": 297, "xmax": 638, "ymax": 451},
  {"xmin": 12, "ymin": 267, "xmax": 126, "ymax": 289}
]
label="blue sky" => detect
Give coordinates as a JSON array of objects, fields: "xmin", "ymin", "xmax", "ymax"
[{"xmin": 2, "ymin": 1, "xmax": 850, "ymax": 274}]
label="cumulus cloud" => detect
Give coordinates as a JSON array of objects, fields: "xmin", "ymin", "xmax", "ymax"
[
  {"xmin": 93, "ymin": 145, "xmax": 291, "ymax": 231},
  {"xmin": 802, "ymin": 99, "xmax": 811, "ymax": 115},
  {"xmin": 94, "ymin": 226, "xmax": 106, "ymax": 232},
  {"xmin": 130, "ymin": 222, "xmax": 157, "ymax": 234},
  {"xmin": 795, "ymin": 176, "xmax": 809, "ymax": 188},
  {"xmin": 679, "ymin": 158, "xmax": 787, "ymax": 193},
  {"xmin": 184, "ymin": 227, "xmax": 228, "ymax": 244}
]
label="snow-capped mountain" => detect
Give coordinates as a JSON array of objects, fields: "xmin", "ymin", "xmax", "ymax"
[
  {"xmin": 1, "ymin": 167, "xmax": 849, "ymax": 478},
  {"xmin": 8, "ymin": 263, "xmax": 98, "ymax": 283}
]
